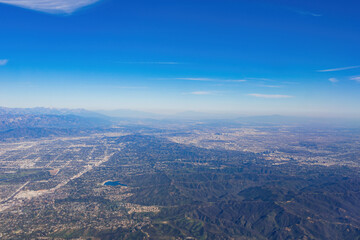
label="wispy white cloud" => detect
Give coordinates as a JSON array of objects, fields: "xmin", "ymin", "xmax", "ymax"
[
  {"xmin": 177, "ymin": 78, "xmax": 215, "ymax": 82},
  {"xmin": 114, "ymin": 86, "xmax": 148, "ymax": 89},
  {"xmin": 282, "ymin": 81, "xmax": 300, "ymax": 85},
  {"xmin": 118, "ymin": 61, "xmax": 180, "ymax": 65},
  {"xmin": 0, "ymin": 59, "xmax": 8, "ymax": 66},
  {"xmin": 317, "ymin": 65, "xmax": 360, "ymax": 72},
  {"xmin": 296, "ymin": 10, "xmax": 322, "ymax": 17},
  {"xmin": 224, "ymin": 79, "xmax": 247, "ymax": 83},
  {"xmin": 246, "ymin": 77, "xmax": 272, "ymax": 81},
  {"xmin": 258, "ymin": 84, "xmax": 283, "ymax": 88},
  {"xmin": 248, "ymin": 93, "xmax": 293, "ymax": 99},
  {"xmin": 350, "ymin": 76, "xmax": 360, "ymax": 83},
  {"xmin": 328, "ymin": 78, "xmax": 339, "ymax": 83},
  {"xmin": 0, "ymin": 0, "xmax": 100, "ymax": 14},
  {"xmin": 188, "ymin": 91, "xmax": 213, "ymax": 95},
  {"xmin": 176, "ymin": 78, "xmax": 247, "ymax": 83}
]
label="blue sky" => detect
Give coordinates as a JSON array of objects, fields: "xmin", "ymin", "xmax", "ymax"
[{"xmin": 0, "ymin": 0, "xmax": 360, "ymax": 117}]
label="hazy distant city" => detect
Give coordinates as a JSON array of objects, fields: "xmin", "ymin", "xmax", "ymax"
[{"xmin": 0, "ymin": 107, "xmax": 359, "ymax": 239}]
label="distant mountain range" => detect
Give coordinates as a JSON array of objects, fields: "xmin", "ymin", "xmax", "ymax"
[
  {"xmin": 0, "ymin": 107, "xmax": 113, "ymax": 141},
  {"xmin": 0, "ymin": 107, "xmax": 108, "ymax": 119},
  {"xmin": 1, "ymin": 107, "xmax": 359, "ymax": 130},
  {"xmin": 97, "ymin": 109, "xmax": 164, "ymax": 119}
]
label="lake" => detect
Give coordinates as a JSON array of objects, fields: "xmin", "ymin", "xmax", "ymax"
[{"xmin": 103, "ymin": 181, "xmax": 127, "ymax": 187}]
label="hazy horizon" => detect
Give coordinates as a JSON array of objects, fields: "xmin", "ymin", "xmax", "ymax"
[
  {"xmin": 2, "ymin": 105, "xmax": 360, "ymax": 122},
  {"xmin": 1, "ymin": 0, "xmax": 360, "ymax": 118}
]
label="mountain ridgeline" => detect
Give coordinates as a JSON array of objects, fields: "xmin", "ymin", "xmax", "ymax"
[{"xmin": 0, "ymin": 107, "xmax": 112, "ymax": 141}]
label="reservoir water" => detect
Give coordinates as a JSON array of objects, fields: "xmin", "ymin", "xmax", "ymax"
[{"xmin": 104, "ymin": 181, "xmax": 127, "ymax": 187}]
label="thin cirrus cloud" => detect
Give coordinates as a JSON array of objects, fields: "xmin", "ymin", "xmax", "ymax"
[
  {"xmin": 248, "ymin": 94, "xmax": 293, "ymax": 99},
  {"xmin": 296, "ymin": 10, "xmax": 322, "ymax": 17},
  {"xmin": 317, "ymin": 65, "xmax": 360, "ymax": 72},
  {"xmin": 176, "ymin": 78, "xmax": 247, "ymax": 82},
  {"xmin": 0, "ymin": 0, "xmax": 101, "ymax": 14},
  {"xmin": 350, "ymin": 76, "xmax": 360, "ymax": 83},
  {"xmin": 177, "ymin": 78, "xmax": 216, "ymax": 82},
  {"xmin": 188, "ymin": 91, "xmax": 213, "ymax": 95},
  {"xmin": 0, "ymin": 59, "xmax": 8, "ymax": 66},
  {"xmin": 328, "ymin": 78, "xmax": 339, "ymax": 83},
  {"xmin": 258, "ymin": 84, "xmax": 283, "ymax": 88},
  {"xmin": 117, "ymin": 61, "xmax": 180, "ymax": 65},
  {"xmin": 114, "ymin": 86, "xmax": 148, "ymax": 89},
  {"xmin": 247, "ymin": 77, "xmax": 271, "ymax": 81},
  {"xmin": 225, "ymin": 79, "xmax": 247, "ymax": 83}
]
